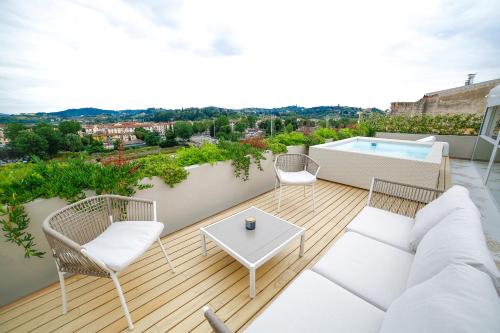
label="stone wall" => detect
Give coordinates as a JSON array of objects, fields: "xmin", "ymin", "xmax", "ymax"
[{"xmin": 391, "ymin": 78, "xmax": 500, "ymax": 115}]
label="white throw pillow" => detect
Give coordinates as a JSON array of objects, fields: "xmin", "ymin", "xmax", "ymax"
[
  {"xmin": 381, "ymin": 264, "xmax": 500, "ymax": 333},
  {"xmin": 409, "ymin": 185, "xmax": 475, "ymax": 250},
  {"xmin": 407, "ymin": 208, "xmax": 500, "ymax": 288}
]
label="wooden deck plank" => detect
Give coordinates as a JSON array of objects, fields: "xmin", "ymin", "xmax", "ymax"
[{"xmin": 1, "ymin": 170, "xmax": 455, "ymax": 333}]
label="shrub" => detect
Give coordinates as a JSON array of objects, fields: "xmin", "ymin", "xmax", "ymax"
[
  {"xmin": 362, "ymin": 113, "xmax": 482, "ymax": 135},
  {"xmin": 268, "ymin": 132, "xmax": 308, "ymax": 146},
  {"xmin": 138, "ymin": 154, "xmax": 188, "ymax": 187},
  {"xmin": 314, "ymin": 128, "xmax": 339, "ymax": 140},
  {"xmin": 338, "ymin": 128, "xmax": 354, "ymax": 139},
  {"xmin": 175, "ymin": 143, "xmax": 226, "ymax": 166}
]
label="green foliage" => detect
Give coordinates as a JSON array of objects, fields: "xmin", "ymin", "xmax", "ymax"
[
  {"xmin": 10, "ymin": 131, "xmax": 49, "ymax": 158},
  {"xmin": 64, "ymin": 133, "xmax": 84, "ymax": 152},
  {"xmin": 337, "ymin": 128, "xmax": 354, "ymax": 139},
  {"xmin": 304, "ymin": 134, "xmax": 325, "ymax": 146},
  {"xmin": 362, "ymin": 113, "xmax": 482, "ymax": 135},
  {"xmin": 4, "ymin": 123, "xmax": 26, "ymax": 141},
  {"xmin": 144, "ymin": 131, "xmax": 161, "ymax": 146},
  {"xmin": 176, "ymin": 143, "xmax": 226, "ymax": 167},
  {"xmin": 234, "ymin": 119, "xmax": 248, "ymax": 133},
  {"xmin": 267, "ymin": 132, "xmax": 309, "ymax": 146},
  {"xmin": 266, "ymin": 141, "xmax": 287, "ymax": 154},
  {"xmin": 314, "ymin": 127, "xmax": 339, "ymax": 140},
  {"xmin": 173, "ymin": 121, "xmax": 194, "ymax": 139},
  {"xmin": 84, "ymin": 140, "xmax": 106, "ymax": 153},
  {"xmin": 138, "ymin": 154, "xmax": 188, "ymax": 187},
  {"xmin": 134, "ymin": 127, "xmax": 148, "ymax": 140},
  {"xmin": 1, "ymin": 202, "xmax": 44, "ymax": 258},
  {"xmin": 33, "ymin": 123, "xmax": 62, "ymax": 156},
  {"xmin": 219, "ymin": 141, "xmax": 266, "ymax": 180},
  {"xmin": 58, "ymin": 121, "xmax": 82, "ymax": 135}
]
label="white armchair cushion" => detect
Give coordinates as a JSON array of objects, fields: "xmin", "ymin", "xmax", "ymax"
[
  {"xmin": 244, "ymin": 270, "xmax": 385, "ymax": 333},
  {"xmin": 277, "ymin": 170, "xmax": 316, "ymax": 185},
  {"xmin": 83, "ymin": 221, "xmax": 164, "ymax": 272},
  {"xmin": 346, "ymin": 207, "xmax": 414, "ymax": 252},
  {"xmin": 312, "ymin": 232, "xmax": 414, "ymax": 311},
  {"xmin": 409, "ymin": 185, "xmax": 474, "ymax": 250},
  {"xmin": 407, "ymin": 208, "xmax": 500, "ymax": 288},
  {"xmin": 381, "ymin": 264, "xmax": 500, "ymax": 333}
]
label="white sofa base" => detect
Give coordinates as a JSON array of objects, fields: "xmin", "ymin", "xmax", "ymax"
[{"xmin": 244, "ymin": 270, "xmax": 384, "ymax": 333}]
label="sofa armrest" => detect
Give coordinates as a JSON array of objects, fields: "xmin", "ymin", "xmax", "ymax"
[
  {"xmin": 367, "ymin": 178, "xmax": 443, "ymax": 218},
  {"xmin": 202, "ymin": 306, "xmax": 234, "ymax": 333}
]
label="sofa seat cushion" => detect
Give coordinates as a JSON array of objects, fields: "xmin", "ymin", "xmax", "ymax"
[
  {"xmin": 277, "ymin": 170, "xmax": 316, "ymax": 185},
  {"xmin": 381, "ymin": 264, "xmax": 500, "ymax": 333},
  {"xmin": 346, "ymin": 207, "xmax": 414, "ymax": 252},
  {"xmin": 83, "ymin": 221, "xmax": 163, "ymax": 272},
  {"xmin": 407, "ymin": 208, "xmax": 500, "ymax": 288},
  {"xmin": 244, "ymin": 270, "xmax": 385, "ymax": 333},
  {"xmin": 312, "ymin": 232, "xmax": 414, "ymax": 311},
  {"xmin": 410, "ymin": 185, "xmax": 473, "ymax": 250}
]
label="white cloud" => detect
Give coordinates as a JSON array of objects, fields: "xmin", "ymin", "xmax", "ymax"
[{"xmin": 0, "ymin": 0, "xmax": 499, "ymax": 113}]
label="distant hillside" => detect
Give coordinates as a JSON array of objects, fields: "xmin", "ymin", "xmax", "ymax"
[{"xmin": 1, "ymin": 105, "xmax": 385, "ymax": 124}]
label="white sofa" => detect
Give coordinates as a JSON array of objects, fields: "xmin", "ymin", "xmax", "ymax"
[{"xmin": 204, "ymin": 178, "xmax": 500, "ymax": 333}]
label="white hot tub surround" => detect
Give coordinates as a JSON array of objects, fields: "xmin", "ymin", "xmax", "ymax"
[{"xmin": 309, "ymin": 137, "xmax": 444, "ymax": 190}]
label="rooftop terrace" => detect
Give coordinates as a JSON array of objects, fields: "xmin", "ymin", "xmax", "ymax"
[{"xmin": 0, "ymin": 156, "xmax": 455, "ymax": 333}]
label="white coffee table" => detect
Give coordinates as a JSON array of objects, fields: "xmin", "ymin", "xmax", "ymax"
[{"xmin": 200, "ymin": 206, "xmax": 305, "ymax": 298}]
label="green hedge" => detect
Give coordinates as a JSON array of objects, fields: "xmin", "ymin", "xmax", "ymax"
[{"xmin": 362, "ymin": 113, "xmax": 482, "ymax": 136}]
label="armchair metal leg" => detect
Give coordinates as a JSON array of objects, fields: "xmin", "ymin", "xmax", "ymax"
[
  {"xmin": 57, "ymin": 268, "xmax": 68, "ymax": 315},
  {"xmin": 111, "ymin": 272, "xmax": 134, "ymax": 331},
  {"xmin": 158, "ymin": 238, "xmax": 176, "ymax": 273},
  {"xmin": 274, "ymin": 179, "xmax": 278, "ymax": 197}
]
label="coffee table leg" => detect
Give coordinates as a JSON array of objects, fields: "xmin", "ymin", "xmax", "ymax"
[
  {"xmin": 299, "ymin": 234, "xmax": 305, "ymax": 257},
  {"xmin": 201, "ymin": 233, "xmax": 207, "ymax": 256},
  {"xmin": 249, "ymin": 268, "xmax": 256, "ymax": 298}
]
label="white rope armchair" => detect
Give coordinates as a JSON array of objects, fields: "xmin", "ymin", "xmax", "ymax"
[
  {"xmin": 274, "ymin": 153, "xmax": 320, "ymax": 213},
  {"xmin": 42, "ymin": 195, "xmax": 175, "ymax": 331}
]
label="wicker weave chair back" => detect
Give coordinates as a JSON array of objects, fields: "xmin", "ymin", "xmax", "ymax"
[
  {"xmin": 47, "ymin": 196, "xmax": 112, "ymax": 245},
  {"xmin": 276, "ymin": 154, "xmax": 307, "ymax": 172}
]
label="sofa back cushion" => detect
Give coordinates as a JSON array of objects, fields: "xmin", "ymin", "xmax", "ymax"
[
  {"xmin": 409, "ymin": 185, "xmax": 474, "ymax": 251},
  {"xmin": 380, "ymin": 264, "xmax": 500, "ymax": 333},
  {"xmin": 407, "ymin": 208, "xmax": 499, "ymax": 288}
]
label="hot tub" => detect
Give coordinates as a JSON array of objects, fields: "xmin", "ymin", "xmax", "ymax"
[{"xmin": 309, "ymin": 137, "xmax": 444, "ymax": 189}]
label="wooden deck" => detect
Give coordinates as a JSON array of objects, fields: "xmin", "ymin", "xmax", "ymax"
[
  {"xmin": 0, "ymin": 180, "xmax": 368, "ymax": 332},
  {"xmin": 0, "ymin": 158, "xmax": 451, "ymax": 333}
]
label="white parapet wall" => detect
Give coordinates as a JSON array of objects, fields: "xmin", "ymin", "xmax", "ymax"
[{"xmin": 0, "ymin": 145, "xmax": 306, "ymax": 307}]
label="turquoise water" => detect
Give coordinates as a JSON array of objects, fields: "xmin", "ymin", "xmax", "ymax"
[{"xmin": 333, "ymin": 140, "xmax": 431, "ymax": 160}]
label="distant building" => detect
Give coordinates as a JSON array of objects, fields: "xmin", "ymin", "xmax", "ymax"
[
  {"xmin": 81, "ymin": 121, "xmax": 174, "ymax": 143},
  {"xmin": 0, "ymin": 125, "xmax": 7, "ymax": 145},
  {"xmin": 391, "ymin": 77, "xmax": 500, "ymax": 115}
]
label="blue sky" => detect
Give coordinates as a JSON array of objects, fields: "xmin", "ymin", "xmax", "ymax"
[{"xmin": 1, "ymin": 0, "xmax": 499, "ymax": 114}]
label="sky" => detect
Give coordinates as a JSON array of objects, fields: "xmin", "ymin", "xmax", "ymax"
[{"xmin": 0, "ymin": 0, "xmax": 499, "ymax": 114}]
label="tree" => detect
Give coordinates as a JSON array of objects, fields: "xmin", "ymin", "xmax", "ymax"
[
  {"xmin": 58, "ymin": 121, "xmax": 81, "ymax": 135},
  {"xmin": 85, "ymin": 140, "xmax": 105, "ymax": 153},
  {"xmin": 212, "ymin": 115, "xmax": 230, "ymax": 137},
  {"xmin": 173, "ymin": 121, "xmax": 194, "ymax": 139},
  {"xmin": 64, "ymin": 133, "xmax": 84, "ymax": 152},
  {"xmin": 134, "ymin": 127, "xmax": 148, "ymax": 140},
  {"xmin": 234, "ymin": 119, "xmax": 248, "ymax": 133},
  {"xmin": 246, "ymin": 115, "xmax": 257, "ymax": 128},
  {"xmin": 285, "ymin": 123, "xmax": 294, "ymax": 133},
  {"xmin": 10, "ymin": 131, "xmax": 48, "ymax": 158},
  {"xmin": 113, "ymin": 139, "xmax": 122, "ymax": 150},
  {"xmin": 33, "ymin": 123, "xmax": 62, "ymax": 156},
  {"xmin": 192, "ymin": 121, "xmax": 207, "ymax": 134},
  {"xmin": 144, "ymin": 131, "xmax": 160, "ymax": 146},
  {"xmin": 4, "ymin": 123, "xmax": 26, "ymax": 141}
]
